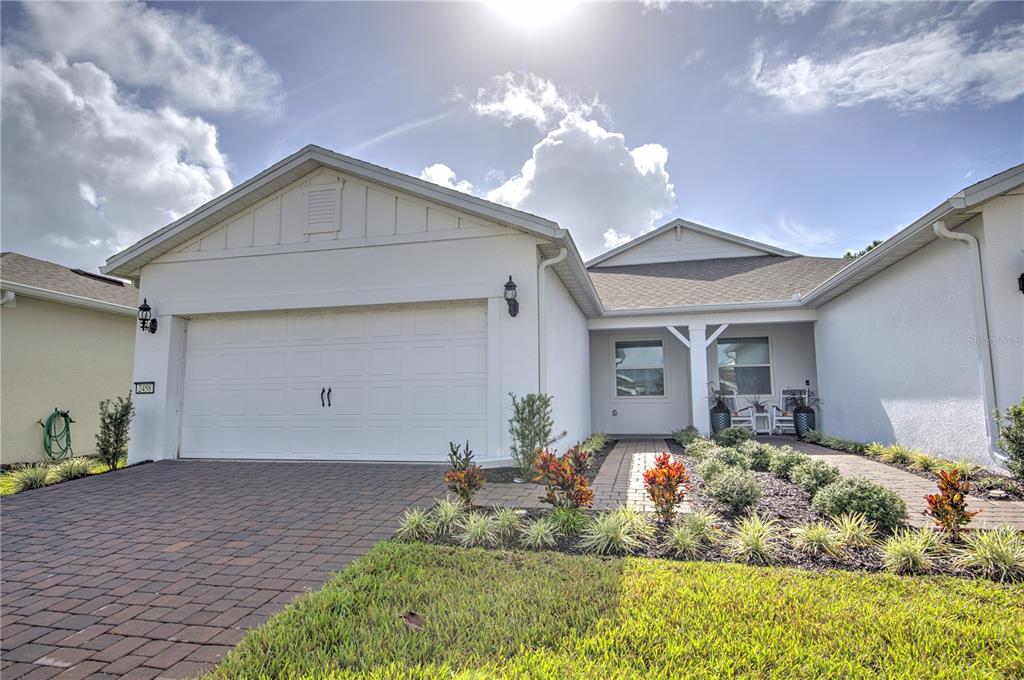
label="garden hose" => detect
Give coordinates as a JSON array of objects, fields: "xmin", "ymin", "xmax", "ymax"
[{"xmin": 40, "ymin": 409, "xmax": 74, "ymax": 461}]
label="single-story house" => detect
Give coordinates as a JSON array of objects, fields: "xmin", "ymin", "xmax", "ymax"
[
  {"xmin": 1, "ymin": 252, "xmax": 138, "ymax": 465},
  {"xmin": 101, "ymin": 146, "xmax": 1023, "ymax": 470}
]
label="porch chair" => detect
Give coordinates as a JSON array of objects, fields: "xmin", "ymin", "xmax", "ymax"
[
  {"xmin": 772, "ymin": 388, "xmax": 806, "ymax": 435},
  {"xmin": 726, "ymin": 396, "xmax": 755, "ymax": 432}
]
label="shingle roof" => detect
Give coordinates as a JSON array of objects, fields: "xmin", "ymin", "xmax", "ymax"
[
  {"xmin": 589, "ymin": 255, "xmax": 851, "ymax": 310},
  {"xmin": 0, "ymin": 252, "xmax": 139, "ymax": 307}
]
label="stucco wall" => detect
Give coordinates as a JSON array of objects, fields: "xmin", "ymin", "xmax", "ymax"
[
  {"xmin": 1, "ymin": 297, "xmax": 135, "ymax": 464},
  {"xmin": 708, "ymin": 323, "xmax": 820, "ymax": 408},
  {"xmin": 543, "ymin": 267, "xmax": 591, "ymax": 448}
]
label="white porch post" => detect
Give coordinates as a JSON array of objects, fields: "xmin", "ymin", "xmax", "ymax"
[{"xmin": 689, "ymin": 324, "xmax": 710, "ymax": 434}]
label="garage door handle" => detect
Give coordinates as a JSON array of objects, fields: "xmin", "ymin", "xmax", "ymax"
[
  {"xmin": 321, "ymin": 387, "xmax": 326, "ymax": 408},
  {"xmin": 327, "ymin": 387, "xmax": 332, "ymax": 408}
]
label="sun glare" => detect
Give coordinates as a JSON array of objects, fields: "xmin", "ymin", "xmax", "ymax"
[{"xmin": 488, "ymin": 0, "xmax": 577, "ymax": 29}]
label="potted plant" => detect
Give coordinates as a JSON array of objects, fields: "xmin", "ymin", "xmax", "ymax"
[
  {"xmin": 786, "ymin": 388, "xmax": 822, "ymax": 439},
  {"xmin": 747, "ymin": 395, "xmax": 768, "ymax": 414},
  {"xmin": 708, "ymin": 384, "xmax": 732, "ymax": 434}
]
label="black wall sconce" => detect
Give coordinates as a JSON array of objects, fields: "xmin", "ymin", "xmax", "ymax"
[
  {"xmin": 138, "ymin": 298, "xmax": 158, "ymax": 334},
  {"xmin": 1018, "ymin": 272, "xmax": 1023, "ymax": 294},
  {"xmin": 504, "ymin": 276, "xmax": 519, "ymax": 317}
]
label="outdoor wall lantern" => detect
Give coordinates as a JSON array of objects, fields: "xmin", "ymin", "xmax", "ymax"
[
  {"xmin": 138, "ymin": 298, "xmax": 158, "ymax": 334},
  {"xmin": 504, "ymin": 276, "xmax": 519, "ymax": 317}
]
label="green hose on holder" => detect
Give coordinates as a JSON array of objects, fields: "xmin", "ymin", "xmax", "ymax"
[{"xmin": 40, "ymin": 409, "xmax": 74, "ymax": 461}]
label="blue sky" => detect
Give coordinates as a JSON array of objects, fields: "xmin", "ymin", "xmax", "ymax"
[{"xmin": 2, "ymin": 1, "xmax": 1022, "ymax": 269}]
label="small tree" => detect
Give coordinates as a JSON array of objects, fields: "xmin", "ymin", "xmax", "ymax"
[
  {"xmin": 923, "ymin": 469, "xmax": 980, "ymax": 540},
  {"xmin": 508, "ymin": 393, "xmax": 566, "ymax": 479},
  {"xmin": 95, "ymin": 394, "xmax": 134, "ymax": 470},
  {"xmin": 997, "ymin": 398, "xmax": 1024, "ymax": 482},
  {"xmin": 443, "ymin": 441, "xmax": 485, "ymax": 504}
]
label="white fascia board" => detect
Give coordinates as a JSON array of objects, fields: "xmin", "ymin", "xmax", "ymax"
[
  {"xmin": 0, "ymin": 280, "xmax": 137, "ymax": 316},
  {"xmin": 589, "ymin": 305, "xmax": 816, "ymax": 330}
]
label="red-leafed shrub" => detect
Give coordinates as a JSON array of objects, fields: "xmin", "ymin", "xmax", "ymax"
[
  {"xmin": 924, "ymin": 469, "xmax": 980, "ymax": 539},
  {"xmin": 444, "ymin": 441, "xmax": 485, "ymax": 504},
  {"xmin": 534, "ymin": 445, "xmax": 594, "ymax": 509},
  {"xmin": 644, "ymin": 452, "xmax": 690, "ymax": 522}
]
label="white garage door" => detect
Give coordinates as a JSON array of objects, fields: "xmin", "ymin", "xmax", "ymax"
[{"xmin": 180, "ymin": 302, "xmax": 488, "ymax": 460}]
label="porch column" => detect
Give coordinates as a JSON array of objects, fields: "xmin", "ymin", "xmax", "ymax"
[{"xmin": 689, "ymin": 324, "xmax": 710, "ymax": 434}]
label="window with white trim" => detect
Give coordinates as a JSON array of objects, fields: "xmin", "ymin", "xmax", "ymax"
[
  {"xmin": 615, "ymin": 340, "xmax": 665, "ymax": 397},
  {"xmin": 716, "ymin": 337, "xmax": 772, "ymax": 396}
]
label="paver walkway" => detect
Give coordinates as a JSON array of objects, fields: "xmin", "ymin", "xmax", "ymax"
[{"xmin": 1, "ymin": 460, "xmax": 444, "ymax": 679}]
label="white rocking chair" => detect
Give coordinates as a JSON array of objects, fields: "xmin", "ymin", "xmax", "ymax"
[{"xmin": 772, "ymin": 389, "xmax": 806, "ymax": 435}]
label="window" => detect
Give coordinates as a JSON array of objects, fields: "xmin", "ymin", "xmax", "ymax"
[
  {"xmin": 615, "ymin": 340, "xmax": 664, "ymax": 397},
  {"xmin": 717, "ymin": 337, "xmax": 772, "ymax": 396}
]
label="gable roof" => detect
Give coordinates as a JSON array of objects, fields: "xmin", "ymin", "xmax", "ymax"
[
  {"xmin": 589, "ymin": 255, "xmax": 849, "ymax": 311},
  {"xmin": 586, "ymin": 218, "xmax": 796, "ymax": 268},
  {"xmin": 1, "ymin": 252, "xmax": 138, "ymax": 313}
]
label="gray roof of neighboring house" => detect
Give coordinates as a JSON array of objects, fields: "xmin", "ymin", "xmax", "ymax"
[
  {"xmin": 0, "ymin": 252, "xmax": 139, "ymax": 307},
  {"xmin": 588, "ymin": 255, "xmax": 851, "ymax": 310}
]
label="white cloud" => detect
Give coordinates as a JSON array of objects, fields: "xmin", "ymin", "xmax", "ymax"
[
  {"xmin": 749, "ymin": 22, "xmax": 1024, "ymax": 113},
  {"xmin": 603, "ymin": 228, "xmax": 634, "ymax": 249},
  {"xmin": 763, "ymin": 0, "xmax": 817, "ymax": 22},
  {"xmin": 744, "ymin": 216, "xmax": 837, "ymax": 255},
  {"xmin": 486, "ymin": 113, "xmax": 675, "ymax": 258},
  {"xmin": 470, "ymin": 72, "xmax": 606, "ymax": 129},
  {"xmin": 19, "ymin": 2, "xmax": 282, "ymax": 116},
  {"xmin": 419, "ymin": 163, "xmax": 475, "ymax": 194}
]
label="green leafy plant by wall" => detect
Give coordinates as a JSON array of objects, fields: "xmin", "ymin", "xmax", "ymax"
[
  {"xmin": 997, "ymin": 398, "xmax": 1024, "ymax": 482},
  {"xmin": 95, "ymin": 395, "xmax": 134, "ymax": 471},
  {"xmin": 923, "ymin": 469, "xmax": 980, "ymax": 539},
  {"xmin": 534, "ymin": 446, "xmax": 594, "ymax": 509},
  {"xmin": 444, "ymin": 441, "xmax": 486, "ymax": 504},
  {"xmin": 508, "ymin": 393, "xmax": 566, "ymax": 479}
]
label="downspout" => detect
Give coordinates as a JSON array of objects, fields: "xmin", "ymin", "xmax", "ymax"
[
  {"xmin": 932, "ymin": 220, "xmax": 1008, "ymax": 465},
  {"xmin": 537, "ymin": 247, "xmax": 569, "ymax": 393}
]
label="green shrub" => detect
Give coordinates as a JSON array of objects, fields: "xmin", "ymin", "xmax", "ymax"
[
  {"xmin": 821, "ymin": 436, "xmax": 867, "ymax": 454},
  {"xmin": 457, "ymin": 512, "xmax": 499, "ymax": 548},
  {"xmin": 578, "ymin": 507, "xmax": 654, "ymax": 555},
  {"xmin": 932, "ymin": 457, "xmax": 985, "ymax": 480},
  {"xmin": 706, "ymin": 468, "xmax": 762, "ymax": 515},
  {"xmin": 663, "ymin": 510, "xmax": 722, "ymax": 559},
  {"xmin": 519, "ymin": 518, "xmax": 558, "ymax": 549},
  {"xmin": 672, "ymin": 426, "xmax": 700, "ymax": 448},
  {"xmin": 954, "ymin": 527, "xmax": 1024, "ymax": 582},
  {"xmin": 394, "ymin": 508, "xmax": 436, "ymax": 541},
  {"xmin": 791, "ymin": 521, "xmax": 843, "ymax": 557},
  {"xmin": 831, "ymin": 512, "xmax": 877, "ymax": 548},
  {"xmin": 95, "ymin": 394, "xmax": 134, "ymax": 471},
  {"xmin": 10, "ymin": 463, "xmax": 51, "ymax": 492},
  {"xmin": 812, "ymin": 478, "xmax": 908, "ymax": 531},
  {"xmin": 580, "ymin": 433, "xmax": 611, "ymax": 453},
  {"xmin": 706, "ymin": 447, "xmax": 751, "ymax": 470},
  {"xmin": 508, "ymin": 393, "xmax": 566, "ymax": 480},
  {"xmin": 549, "ymin": 507, "xmax": 589, "ymax": 536},
  {"xmin": 492, "ymin": 506, "xmax": 522, "ymax": 540},
  {"xmin": 686, "ymin": 438, "xmax": 720, "ymax": 461},
  {"xmin": 997, "ymin": 398, "xmax": 1024, "ymax": 482},
  {"xmin": 50, "ymin": 457, "xmax": 93, "ymax": 483},
  {"xmin": 908, "ymin": 451, "xmax": 942, "ymax": 472},
  {"xmin": 432, "ymin": 497, "xmax": 467, "ymax": 536},
  {"xmin": 882, "ymin": 528, "xmax": 943, "ymax": 575},
  {"xmin": 790, "ymin": 460, "xmax": 841, "ymax": 494},
  {"xmin": 767, "ymin": 447, "xmax": 811, "ymax": 481},
  {"xmin": 696, "ymin": 457, "xmax": 729, "ymax": 483},
  {"xmin": 737, "ymin": 440, "xmax": 774, "ymax": 472},
  {"xmin": 727, "ymin": 513, "xmax": 781, "ymax": 565},
  {"xmin": 879, "ymin": 444, "xmax": 914, "ymax": 465},
  {"xmin": 713, "ymin": 426, "xmax": 753, "ymax": 447},
  {"xmin": 865, "ymin": 442, "xmax": 887, "ymax": 458},
  {"xmin": 801, "ymin": 430, "xmax": 823, "ymax": 444}
]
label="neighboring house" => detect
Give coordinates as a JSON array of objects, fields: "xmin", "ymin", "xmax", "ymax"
[
  {"xmin": 1, "ymin": 253, "xmax": 138, "ymax": 465},
  {"xmin": 100, "ymin": 146, "xmax": 1023, "ymax": 470}
]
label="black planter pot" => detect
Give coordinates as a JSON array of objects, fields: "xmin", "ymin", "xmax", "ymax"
[
  {"xmin": 710, "ymin": 411, "xmax": 732, "ymax": 434},
  {"xmin": 795, "ymin": 411, "xmax": 816, "ymax": 439}
]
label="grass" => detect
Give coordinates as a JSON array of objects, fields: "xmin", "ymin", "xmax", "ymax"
[
  {"xmin": 0, "ymin": 458, "xmax": 112, "ymax": 496},
  {"xmin": 207, "ymin": 542, "xmax": 1024, "ymax": 679}
]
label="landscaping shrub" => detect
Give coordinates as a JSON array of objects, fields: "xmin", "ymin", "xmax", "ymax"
[
  {"xmin": 432, "ymin": 497, "xmax": 467, "ymax": 536},
  {"xmin": 924, "ymin": 469, "xmax": 980, "ymax": 539},
  {"xmin": 767, "ymin": 447, "xmax": 811, "ymax": 481},
  {"xmin": 879, "ymin": 444, "xmax": 914, "ymax": 465},
  {"xmin": 580, "ymin": 433, "xmax": 611, "ymax": 453},
  {"xmin": 457, "ymin": 512, "xmax": 500, "ymax": 548},
  {"xmin": 791, "ymin": 460, "xmax": 841, "ymax": 495},
  {"xmin": 932, "ymin": 457, "xmax": 985, "ymax": 480},
  {"xmin": 790, "ymin": 521, "xmax": 843, "ymax": 557},
  {"xmin": 801, "ymin": 430, "xmax": 823, "ymax": 444},
  {"xmin": 737, "ymin": 440, "xmax": 774, "ymax": 471},
  {"xmin": 95, "ymin": 394, "xmax": 134, "ymax": 471},
  {"xmin": 672, "ymin": 425, "xmax": 700, "ymax": 448},
  {"xmin": 519, "ymin": 517, "xmax": 558, "ymax": 549},
  {"xmin": 997, "ymin": 397, "xmax": 1024, "ymax": 482},
  {"xmin": 882, "ymin": 528, "xmax": 943, "ymax": 575},
  {"xmin": 823, "ymin": 436, "xmax": 867, "ymax": 454},
  {"xmin": 865, "ymin": 442, "xmax": 887, "ymax": 459},
  {"xmin": 663, "ymin": 510, "xmax": 722, "ymax": 559},
  {"xmin": 509, "ymin": 393, "xmax": 566, "ymax": 479},
  {"xmin": 578, "ymin": 507, "xmax": 654, "ymax": 555},
  {"xmin": 713, "ymin": 426, "xmax": 753, "ymax": 447},
  {"xmin": 831, "ymin": 512, "xmax": 876, "ymax": 548},
  {"xmin": 444, "ymin": 441, "xmax": 486, "ymax": 504},
  {"xmin": 706, "ymin": 468, "xmax": 762, "ymax": 515},
  {"xmin": 10, "ymin": 463, "xmax": 50, "ymax": 492},
  {"xmin": 549, "ymin": 507, "xmax": 589, "ymax": 536},
  {"xmin": 696, "ymin": 457, "xmax": 729, "ymax": 483},
  {"xmin": 727, "ymin": 512, "xmax": 781, "ymax": 565},
  {"xmin": 492, "ymin": 506, "xmax": 522, "ymax": 541},
  {"xmin": 51, "ymin": 457, "xmax": 93, "ymax": 483},
  {"xmin": 534, "ymin": 445, "xmax": 594, "ymax": 509},
  {"xmin": 812, "ymin": 477, "xmax": 908, "ymax": 531},
  {"xmin": 908, "ymin": 451, "xmax": 942, "ymax": 472},
  {"xmin": 643, "ymin": 452, "xmax": 690, "ymax": 522},
  {"xmin": 686, "ymin": 438, "xmax": 721, "ymax": 461},
  {"xmin": 394, "ymin": 508, "xmax": 436, "ymax": 541},
  {"xmin": 705, "ymin": 447, "xmax": 751, "ymax": 470},
  {"xmin": 954, "ymin": 526, "xmax": 1024, "ymax": 582}
]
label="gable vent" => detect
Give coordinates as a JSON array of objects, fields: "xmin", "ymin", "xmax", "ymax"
[{"xmin": 306, "ymin": 184, "xmax": 342, "ymax": 233}]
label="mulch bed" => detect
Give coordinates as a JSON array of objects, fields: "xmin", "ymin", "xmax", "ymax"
[{"xmin": 484, "ymin": 439, "xmax": 617, "ymax": 485}]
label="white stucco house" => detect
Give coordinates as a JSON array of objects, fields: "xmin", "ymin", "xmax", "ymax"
[{"xmin": 101, "ymin": 146, "xmax": 1023, "ymax": 470}]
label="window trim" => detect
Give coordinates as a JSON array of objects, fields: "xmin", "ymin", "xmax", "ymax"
[
  {"xmin": 611, "ymin": 336, "xmax": 668, "ymax": 401},
  {"xmin": 714, "ymin": 335, "xmax": 774, "ymax": 401}
]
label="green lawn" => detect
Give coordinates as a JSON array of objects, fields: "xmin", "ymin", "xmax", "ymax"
[{"xmin": 209, "ymin": 542, "xmax": 1024, "ymax": 679}]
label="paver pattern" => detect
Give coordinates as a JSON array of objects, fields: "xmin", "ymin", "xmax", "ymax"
[{"xmin": 1, "ymin": 460, "xmax": 444, "ymax": 679}]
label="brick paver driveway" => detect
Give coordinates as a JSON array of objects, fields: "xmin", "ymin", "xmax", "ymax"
[{"xmin": 2, "ymin": 460, "xmax": 444, "ymax": 679}]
